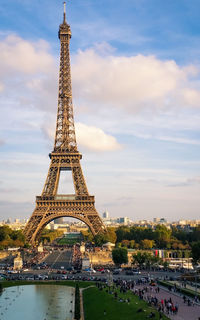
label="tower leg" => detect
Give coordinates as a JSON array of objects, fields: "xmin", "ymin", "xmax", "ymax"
[{"xmin": 24, "ymin": 201, "xmax": 105, "ymax": 245}]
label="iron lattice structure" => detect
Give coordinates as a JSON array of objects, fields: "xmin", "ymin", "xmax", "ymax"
[{"xmin": 24, "ymin": 6, "xmax": 105, "ymax": 244}]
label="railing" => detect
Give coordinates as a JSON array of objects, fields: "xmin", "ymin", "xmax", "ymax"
[
  {"xmin": 55, "ymin": 195, "xmax": 76, "ymax": 200},
  {"xmin": 36, "ymin": 195, "xmax": 95, "ymax": 201}
]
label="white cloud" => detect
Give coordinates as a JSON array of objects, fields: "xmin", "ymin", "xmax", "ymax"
[
  {"xmin": 72, "ymin": 47, "xmax": 200, "ymax": 112},
  {"xmin": 0, "ymin": 83, "xmax": 4, "ymax": 92},
  {"xmin": 157, "ymin": 135, "xmax": 200, "ymax": 145},
  {"xmin": 168, "ymin": 176, "xmax": 200, "ymax": 187},
  {"xmin": 0, "ymin": 34, "xmax": 57, "ymax": 114},
  {"xmin": 0, "ymin": 34, "xmax": 54, "ymax": 75},
  {"xmin": 182, "ymin": 88, "xmax": 200, "ymax": 108},
  {"xmin": 43, "ymin": 121, "xmax": 121, "ymax": 152},
  {"xmin": 127, "ymin": 130, "xmax": 200, "ymax": 146},
  {"xmin": 75, "ymin": 122, "xmax": 121, "ymax": 152}
]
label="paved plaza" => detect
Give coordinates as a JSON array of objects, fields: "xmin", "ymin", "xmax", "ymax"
[{"xmin": 134, "ymin": 283, "xmax": 200, "ymax": 320}]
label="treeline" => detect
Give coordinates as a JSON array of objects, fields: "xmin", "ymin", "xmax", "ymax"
[
  {"xmin": 82, "ymin": 225, "xmax": 200, "ymax": 264},
  {"xmin": 0, "ymin": 226, "xmax": 64, "ymax": 249},
  {"xmin": 116, "ymin": 225, "xmax": 200, "ymax": 250},
  {"xmin": 0, "ymin": 226, "xmax": 25, "ymax": 249},
  {"xmin": 40, "ymin": 229, "xmax": 64, "ymax": 244},
  {"xmin": 82, "ymin": 225, "xmax": 200, "ymax": 250}
]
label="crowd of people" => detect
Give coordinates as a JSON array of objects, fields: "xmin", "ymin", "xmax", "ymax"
[
  {"xmin": 95, "ymin": 278, "xmax": 184, "ymax": 318},
  {"xmin": 71, "ymin": 244, "xmax": 82, "ymax": 269}
]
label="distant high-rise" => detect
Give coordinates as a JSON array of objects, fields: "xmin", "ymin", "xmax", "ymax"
[
  {"xmin": 103, "ymin": 211, "xmax": 109, "ymax": 219},
  {"xmin": 153, "ymin": 217, "xmax": 167, "ymax": 224},
  {"xmin": 118, "ymin": 217, "xmax": 129, "ymax": 225},
  {"xmin": 54, "ymin": 217, "xmax": 64, "ymax": 224},
  {"xmin": 6, "ymin": 218, "xmax": 12, "ymax": 224}
]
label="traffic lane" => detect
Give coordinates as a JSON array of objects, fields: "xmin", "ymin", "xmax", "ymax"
[
  {"xmin": 52, "ymin": 250, "xmax": 72, "ymax": 269},
  {"xmin": 4, "ymin": 264, "xmax": 182, "ymax": 281},
  {"xmin": 6, "ymin": 271, "xmax": 180, "ymax": 282},
  {"xmin": 41, "ymin": 249, "xmax": 72, "ymax": 270}
]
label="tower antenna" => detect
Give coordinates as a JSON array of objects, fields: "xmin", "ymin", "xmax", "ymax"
[{"xmin": 63, "ymin": 1, "xmax": 66, "ymax": 22}]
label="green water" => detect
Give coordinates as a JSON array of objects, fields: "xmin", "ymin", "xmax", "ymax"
[{"xmin": 0, "ymin": 285, "xmax": 75, "ymax": 320}]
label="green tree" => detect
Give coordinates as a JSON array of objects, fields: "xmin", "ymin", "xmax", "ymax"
[
  {"xmin": 81, "ymin": 230, "xmax": 94, "ymax": 243},
  {"xmin": 154, "ymin": 225, "xmax": 171, "ymax": 248},
  {"xmin": 140, "ymin": 239, "xmax": 155, "ymax": 249},
  {"xmin": 129, "ymin": 240, "xmax": 137, "ymax": 248},
  {"xmin": 191, "ymin": 241, "xmax": 200, "ymax": 264},
  {"xmin": 94, "ymin": 228, "xmax": 117, "ymax": 246},
  {"xmin": 0, "ymin": 226, "xmax": 25, "ymax": 248},
  {"xmin": 112, "ymin": 248, "xmax": 128, "ymax": 265},
  {"xmin": 132, "ymin": 252, "xmax": 159, "ymax": 268},
  {"xmin": 40, "ymin": 229, "xmax": 64, "ymax": 244},
  {"xmin": 0, "ymin": 226, "xmax": 12, "ymax": 242},
  {"xmin": 116, "ymin": 227, "xmax": 130, "ymax": 242},
  {"xmin": 192, "ymin": 227, "xmax": 200, "ymax": 242},
  {"xmin": 121, "ymin": 240, "xmax": 130, "ymax": 248},
  {"xmin": 10, "ymin": 230, "xmax": 25, "ymax": 242},
  {"xmin": 132, "ymin": 252, "xmax": 150, "ymax": 267}
]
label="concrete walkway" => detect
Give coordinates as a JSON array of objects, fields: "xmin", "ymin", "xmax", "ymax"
[
  {"xmin": 169, "ymin": 280, "xmax": 200, "ymax": 295},
  {"xmin": 80, "ymin": 286, "xmax": 95, "ymax": 320},
  {"xmin": 134, "ymin": 284, "xmax": 200, "ymax": 320}
]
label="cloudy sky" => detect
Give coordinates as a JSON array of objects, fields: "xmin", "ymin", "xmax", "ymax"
[{"xmin": 0, "ymin": 0, "xmax": 200, "ymax": 222}]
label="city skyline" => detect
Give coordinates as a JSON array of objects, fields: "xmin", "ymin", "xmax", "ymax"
[{"xmin": 0, "ymin": 0, "xmax": 200, "ymax": 221}]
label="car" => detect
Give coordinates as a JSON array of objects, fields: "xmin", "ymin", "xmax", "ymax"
[
  {"xmin": 149, "ymin": 279, "xmax": 156, "ymax": 286},
  {"xmin": 132, "ymin": 269, "xmax": 141, "ymax": 274},
  {"xmin": 83, "ymin": 268, "xmax": 96, "ymax": 273},
  {"xmin": 26, "ymin": 276, "xmax": 34, "ymax": 281},
  {"xmin": 140, "ymin": 277, "xmax": 147, "ymax": 283},
  {"xmin": 113, "ymin": 269, "xmax": 121, "ymax": 275},
  {"xmin": 113, "ymin": 270, "xmax": 120, "ymax": 275},
  {"xmin": 62, "ymin": 270, "xmax": 67, "ymax": 274},
  {"xmin": 126, "ymin": 270, "xmax": 134, "ymax": 275}
]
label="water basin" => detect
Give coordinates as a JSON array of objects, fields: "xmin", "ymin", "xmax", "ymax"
[{"xmin": 0, "ymin": 284, "xmax": 74, "ymax": 320}]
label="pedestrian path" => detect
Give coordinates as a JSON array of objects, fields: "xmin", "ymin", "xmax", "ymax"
[
  {"xmin": 169, "ymin": 280, "xmax": 200, "ymax": 295},
  {"xmin": 134, "ymin": 284, "xmax": 200, "ymax": 320}
]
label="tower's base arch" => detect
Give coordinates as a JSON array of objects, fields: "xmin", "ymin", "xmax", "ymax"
[{"xmin": 24, "ymin": 196, "xmax": 105, "ymax": 245}]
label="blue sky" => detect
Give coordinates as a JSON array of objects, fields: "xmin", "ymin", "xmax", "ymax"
[{"xmin": 0, "ymin": 0, "xmax": 200, "ymax": 222}]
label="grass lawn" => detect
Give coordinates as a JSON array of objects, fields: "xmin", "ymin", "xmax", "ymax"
[
  {"xmin": 83, "ymin": 286, "xmax": 169, "ymax": 320},
  {"xmin": 57, "ymin": 238, "xmax": 79, "ymax": 245}
]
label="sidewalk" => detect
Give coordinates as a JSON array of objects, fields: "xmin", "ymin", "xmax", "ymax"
[
  {"xmin": 169, "ymin": 280, "xmax": 200, "ymax": 296},
  {"xmin": 80, "ymin": 286, "xmax": 95, "ymax": 320},
  {"xmin": 134, "ymin": 284, "xmax": 200, "ymax": 320}
]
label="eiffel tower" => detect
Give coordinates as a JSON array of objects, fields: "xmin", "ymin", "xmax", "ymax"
[{"xmin": 24, "ymin": 3, "xmax": 105, "ymax": 244}]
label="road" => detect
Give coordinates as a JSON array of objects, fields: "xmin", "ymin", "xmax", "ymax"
[
  {"xmin": 43, "ymin": 249, "xmax": 72, "ymax": 270},
  {"xmin": 8, "ymin": 269, "xmax": 181, "ymax": 283}
]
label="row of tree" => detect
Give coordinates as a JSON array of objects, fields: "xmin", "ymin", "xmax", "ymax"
[
  {"xmin": 82, "ymin": 225, "xmax": 200, "ymax": 250},
  {"xmin": 112, "ymin": 248, "xmax": 200, "ymax": 267},
  {"xmin": 0, "ymin": 226, "xmax": 25, "ymax": 249},
  {"xmin": 0, "ymin": 226, "xmax": 64, "ymax": 248},
  {"xmin": 112, "ymin": 248, "xmax": 168, "ymax": 268},
  {"xmin": 40, "ymin": 229, "xmax": 64, "ymax": 244},
  {"xmin": 116, "ymin": 225, "xmax": 200, "ymax": 249},
  {"xmin": 82, "ymin": 225, "xmax": 200, "ymax": 264}
]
